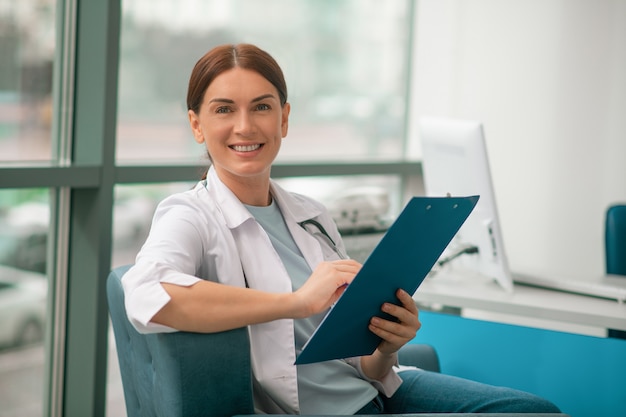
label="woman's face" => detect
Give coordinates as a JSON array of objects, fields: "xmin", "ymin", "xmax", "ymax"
[{"xmin": 189, "ymin": 67, "xmax": 290, "ymax": 185}]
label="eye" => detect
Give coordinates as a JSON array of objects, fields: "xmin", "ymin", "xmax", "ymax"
[
  {"xmin": 215, "ymin": 106, "xmax": 232, "ymax": 114},
  {"xmin": 255, "ymin": 103, "xmax": 271, "ymax": 111}
]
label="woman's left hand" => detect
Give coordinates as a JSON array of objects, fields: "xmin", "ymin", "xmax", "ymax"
[
  {"xmin": 360, "ymin": 289, "xmax": 421, "ymax": 381},
  {"xmin": 369, "ymin": 288, "xmax": 421, "ymax": 355}
]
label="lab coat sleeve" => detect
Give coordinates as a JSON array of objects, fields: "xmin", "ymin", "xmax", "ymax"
[
  {"xmin": 122, "ymin": 195, "xmax": 207, "ymax": 334},
  {"xmin": 344, "ymin": 356, "xmax": 403, "ymax": 397}
]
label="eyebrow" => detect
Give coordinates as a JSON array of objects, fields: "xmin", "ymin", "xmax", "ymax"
[{"xmin": 208, "ymin": 93, "xmax": 277, "ymax": 104}]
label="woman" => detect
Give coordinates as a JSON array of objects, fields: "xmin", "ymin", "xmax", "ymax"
[{"xmin": 122, "ymin": 43, "xmax": 561, "ymax": 415}]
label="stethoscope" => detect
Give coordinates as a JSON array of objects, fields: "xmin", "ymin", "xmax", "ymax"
[
  {"xmin": 298, "ymin": 219, "xmax": 348, "ymax": 260},
  {"xmin": 241, "ymin": 218, "xmax": 347, "ymax": 288}
]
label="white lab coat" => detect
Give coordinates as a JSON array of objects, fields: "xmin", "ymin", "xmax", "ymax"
[{"xmin": 122, "ymin": 166, "xmax": 402, "ymax": 414}]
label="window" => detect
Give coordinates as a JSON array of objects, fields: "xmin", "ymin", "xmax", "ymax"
[{"xmin": 116, "ymin": 0, "xmax": 413, "ymax": 163}]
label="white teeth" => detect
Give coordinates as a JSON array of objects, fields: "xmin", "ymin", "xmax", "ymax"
[{"xmin": 231, "ymin": 144, "xmax": 261, "ymax": 152}]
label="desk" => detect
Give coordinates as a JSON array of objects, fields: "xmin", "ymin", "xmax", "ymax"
[
  {"xmin": 412, "ymin": 269, "xmax": 626, "ymax": 335},
  {"xmin": 410, "ymin": 269, "xmax": 626, "ymax": 417}
]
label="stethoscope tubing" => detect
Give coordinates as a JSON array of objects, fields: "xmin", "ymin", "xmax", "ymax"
[{"xmin": 298, "ymin": 219, "xmax": 348, "ymax": 260}]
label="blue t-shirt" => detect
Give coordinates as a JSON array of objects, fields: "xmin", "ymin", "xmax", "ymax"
[{"xmin": 245, "ymin": 200, "xmax": 377, "ymax": 415}]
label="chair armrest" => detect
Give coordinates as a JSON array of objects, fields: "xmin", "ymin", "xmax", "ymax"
[
  {"xmin": 398, "ymin": 343, "xmax": 440, "ymax": 373},
  {"xmin": 107, "ymin": 266, "xmax": 255, "ymax": 417},
  {"xmin": 151, "ymin": 328, "xmax": 254, "ymax": 417}
]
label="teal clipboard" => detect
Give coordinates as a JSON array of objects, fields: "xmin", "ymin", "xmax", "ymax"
[{"xmin": 295, "ymin": 195, "xmax": 479, "ymax": 365}]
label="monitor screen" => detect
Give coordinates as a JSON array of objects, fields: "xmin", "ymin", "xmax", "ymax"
[{"xmin": 418, "ymin": 117, "xmax": 513, "ymax": 292}]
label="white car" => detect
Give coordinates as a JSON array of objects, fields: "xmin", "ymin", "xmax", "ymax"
[
  {"xmin": 0, "ymin": 265, "xmax": 47, "ymax": 349},
  {"xmin": 0, "ymin": 204, "xmax": 48, "ymax": 275}
]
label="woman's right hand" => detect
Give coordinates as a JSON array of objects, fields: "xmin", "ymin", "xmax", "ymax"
[
  {"xmin": 153, "ymin": 259, "xmax": 361, "ymax": 332},
  {"xmin": 292, "ymin": 259, "xmax": 362, "ymax": 318}
]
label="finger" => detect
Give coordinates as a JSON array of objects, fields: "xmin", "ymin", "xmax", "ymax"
[
  {"xmin": 369, "ymin": 319, "xmax": 413, "ymax": 350},
  {"xmin": 336, "ymin": 268, "xmax": 359, "ymax": 285},
  {"xmin": 381, "ymin": 301, "xmax": 414, "ymax": 324},
  {"xmin": 396, "ymin": 289, "xmax": 418, "ymax": 314},
  {"xmin": 380, "ymin": 302, "xmax": 421, "ymax": 334},
  {"xmin": 330, "ymin": 259, "xmax": 362, "ymax": 269},
  {"xmin": 331, "ymin": 264, "xmax": 360, "ymax": 286},
  {"xmin": 371, "ymin": 316, "xmax": 416, "ymax": 340}
]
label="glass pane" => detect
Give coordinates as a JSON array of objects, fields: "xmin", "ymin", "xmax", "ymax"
[
  {"xmin": 0, "ymin": 189, "xmax": 49, "ymax": 417},
  {"xmin": 111, "ymin": 183, "xmax": 190, "ymax": 268},
  {"xmin": 0, "ymin": 2, "xmax": 56, "ymax": 162},
  {"xmin": 116, "ymin": 0, "xmax": 412, "ymax": 163}
]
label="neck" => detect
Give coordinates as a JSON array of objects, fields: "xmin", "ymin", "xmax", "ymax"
[
  {"xmin": 215, "ymin": 170, "xmax": 272, "ymax": 206},
  {"xmin": 241, "ymin": 188, "xmax": 272, "ymax": 206}
]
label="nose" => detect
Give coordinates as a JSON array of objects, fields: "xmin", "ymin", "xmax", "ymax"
[{"xmin": 234, "ymin": 111, "xmax": 255, "ymax": 136}]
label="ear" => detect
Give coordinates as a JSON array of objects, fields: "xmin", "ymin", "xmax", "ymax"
[
  {"xmin": 281, "ymin": 102, "xmax": 290, "ymax": 138},
  {"xmin": 188, "ymin": 109, "xmax": 205, "ymax": 144}
]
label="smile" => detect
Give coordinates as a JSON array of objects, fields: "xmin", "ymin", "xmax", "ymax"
[{"xmin": 230, "ymin": 144, "xmax": 262, "ymax": 152}]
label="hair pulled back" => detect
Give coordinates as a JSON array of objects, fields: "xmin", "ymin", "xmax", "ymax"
[{"xmin": 186, "ymin": 43, "xmax": 288, "ymax": 114}]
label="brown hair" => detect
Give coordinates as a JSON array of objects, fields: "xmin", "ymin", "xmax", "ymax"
[{"xmin": 186, "ymin": 43, "xmax": 288, "ymax": 114}]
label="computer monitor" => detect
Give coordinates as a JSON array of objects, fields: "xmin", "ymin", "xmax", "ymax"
[{"xmin": 418, "ymin": 117, "xmax": 513, "ymax": 292}]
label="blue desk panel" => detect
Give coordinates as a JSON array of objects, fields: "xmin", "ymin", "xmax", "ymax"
[{"xmin": 411, "ymin": 311, "xmax": 626, "ymax": 417}]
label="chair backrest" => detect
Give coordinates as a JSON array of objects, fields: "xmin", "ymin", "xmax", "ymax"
[
  {"xmin": 106, "ymin": 265, "xmax": 255, "ymax": 417},
  {"xmin": 605, "ymin": 204, "xmax": 626, "ymax": 276}
]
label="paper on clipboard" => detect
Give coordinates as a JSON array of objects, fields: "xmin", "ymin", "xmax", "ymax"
[{"xmin": 295, "ymin": 195, "xmax": 479, "ymax": 365}]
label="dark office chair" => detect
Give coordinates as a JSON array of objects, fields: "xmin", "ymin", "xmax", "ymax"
[
  {"xmin": 605, "ymin": 204, "xmax": 626, "ymax": 276},
  {"xmin": 107, "ymin": 265, "xmax": 441, "ymax": 417},
  {"xmin": 606, "ymin": 204, "xmax": 626, "ymax": 339}
]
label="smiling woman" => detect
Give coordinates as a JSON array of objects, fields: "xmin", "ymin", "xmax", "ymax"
[{"xmin": 116, "ymin": 43, "xmax": 562, "ymax": 415}]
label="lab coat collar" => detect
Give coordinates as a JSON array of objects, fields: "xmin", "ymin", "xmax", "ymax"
[
  {"xmin": 205, "ymin": 166, "xmax": 256, "ymax": 229},
  {"xmin": 269, "ymin": 181, "xmax": 324, "ymax": 223},
  {"xmin": 206, "ymin": 165, "xmax": 324, "ymax": 227}
]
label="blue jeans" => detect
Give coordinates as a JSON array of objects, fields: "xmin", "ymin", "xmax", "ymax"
[{"xmin": 356, "ymin": 369, "xmax": 561, "ymax": 414}]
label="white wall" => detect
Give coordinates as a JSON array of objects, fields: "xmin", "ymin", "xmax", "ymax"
[{"xmin": 408, "ymin": 0, "xmax": 626, "ymax": 281}]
